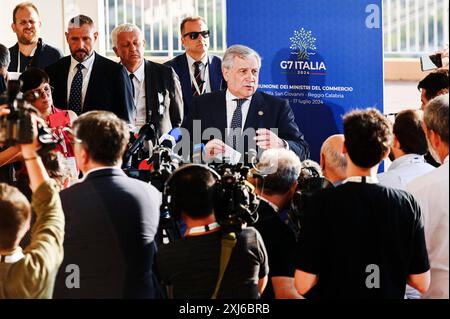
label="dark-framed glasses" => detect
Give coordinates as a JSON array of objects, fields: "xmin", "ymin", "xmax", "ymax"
[
  {"xmin": 24, "ymin": 84, "xmax": 54, "ymax": 102},
  {"xmin": 183, "ymin": 30, "xmax": 210, "ymax": 40}
]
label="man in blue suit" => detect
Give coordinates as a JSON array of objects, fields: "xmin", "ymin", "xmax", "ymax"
[
  {"xmin": 165, "ymin": 16, "xmax": 226, "ymax": 114},
  {"xmin": 182, "ymin": 45, "xmax": 309, "ymax": 163},
  {"xmin": 46, "ymin": 15, "xmax": 134, "ymax": 122},
  {"xmin": 54, "ymin": 111, "xmax": 161, "ymax": 298}
]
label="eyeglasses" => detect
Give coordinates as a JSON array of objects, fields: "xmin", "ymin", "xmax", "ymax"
[
  {"xmin": 24, "ymin": 84, "xmax": 54, "ymax": 102},
  {"xmin": 183, "ymin": 30, "xmax": 210, "ymax": 40}
]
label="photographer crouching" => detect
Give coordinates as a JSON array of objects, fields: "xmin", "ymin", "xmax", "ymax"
[
  {"xmin": 251, "ymin": 148, "xmax": 304, "ymax": 299},
  {"xmin": 155, "ymin": 164, "xmax": 269, "ymax": 299},
  {"xmin": 0, "ymin": 106, "xmax": 64, "ymax": 298}
]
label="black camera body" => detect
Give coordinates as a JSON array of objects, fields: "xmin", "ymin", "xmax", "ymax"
[
  {"xmin": 288, "ymin": 161, "xmax": 334, "ymax": 240},
  {"xmin": 0, "ymin": 80, "xmax": 34, "ymax": 146},
  {"xmin": 212, "ymin": 163, "xmax": 260, "ymax": 234}
]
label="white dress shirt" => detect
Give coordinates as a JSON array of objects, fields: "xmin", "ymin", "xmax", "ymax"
[
  {"xmin": 186, "ymin": 53, "xmax": 211, "ymax": 94},
  {"xmin": 406, "ymin": 155, "xmax": 449, "ymax": 299},
  {"xmin": 378, "ymin": 154, "xmax": 435, "ymax": 190},
  {"xmin": 126, "ymin": 60, "xmax": 146, "ymax": 128},
  {"xmin": 67, "ymin": 54, "xmax": 95, "ymax": 108}
]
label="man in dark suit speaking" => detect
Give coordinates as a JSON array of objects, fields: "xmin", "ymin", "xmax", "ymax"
[
  {"xmin": 46, "ymin": 15, "xmax": 134, "ymax": 122},
  {"xmin": 182, "ymin": 44, "xmax": 309, "ymax": 163}
]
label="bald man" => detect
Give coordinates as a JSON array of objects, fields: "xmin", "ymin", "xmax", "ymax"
[{"xmin": 320, "ymin": 134, "xmax": 347, "ymax": 185}]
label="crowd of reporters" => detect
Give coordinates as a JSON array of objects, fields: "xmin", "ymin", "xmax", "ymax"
[{"xmin": 0, "ymin": 2, "xmax": 449, "ymax": 300}]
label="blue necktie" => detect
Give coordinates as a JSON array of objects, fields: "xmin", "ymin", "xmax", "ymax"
[
  {"xmin": 230, "ymin": 98, "xmax": 246, "ymax": 149},
  {"xmin": 68, "ymin": 63, "xmax": 84, "ymax": 115}
]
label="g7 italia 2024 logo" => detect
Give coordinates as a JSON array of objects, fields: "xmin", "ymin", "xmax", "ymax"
[
  {"xmin": 281, "ymin": 28, "xmax": 326, "ymax": 74},
  {"xmin": 290, "ymin": 28, "xmax": 317, "ymax": 60}
]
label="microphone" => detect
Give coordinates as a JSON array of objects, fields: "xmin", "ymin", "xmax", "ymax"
[
  {"xmin": 124, "ymin": 123, "xmax": 155, "ymax": 160},
  {"xmin": 192, "ymin": 143, "xmax": 205, "ymax": 163},
  {"xmin": 158, "ymin": 127, "xmax": 182, "ymax": 149},
  {"xmin": 247, "ymin": 148, "xmax": 259, "ymax": 167}
]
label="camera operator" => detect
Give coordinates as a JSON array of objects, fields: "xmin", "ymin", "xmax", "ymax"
[
  {"xmin": 156, "ymin": 164, "xmax": 269, "ymax": 298},
  {"xmin": 0, "ymin": 109, "xmax": 64, "ymax": 298},
  {"xmin": 251, "ymin": 148, "xmax": 304, "ymax": 299},
  {"xmin": 1, "ymin": 68, "xmax": 78, "ymax": 193},
  {"xmin": 53, "ymin": 111, "xmax": 161, "ymax": 298}
]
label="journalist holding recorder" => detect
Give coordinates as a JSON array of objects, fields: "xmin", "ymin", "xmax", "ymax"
[{"xmin": 0, "ymin": 106, "xmax": 65, "ymax": 298}]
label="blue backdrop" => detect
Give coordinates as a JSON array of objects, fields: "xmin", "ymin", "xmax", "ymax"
[{"xmin": 227, "ymin": 0, "xmax": 384, "ymax": 161}]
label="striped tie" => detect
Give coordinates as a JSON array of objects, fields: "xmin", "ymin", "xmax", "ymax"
[{"xmin": 192, "ymin": 61, "xmax": 204, "ymax": 96}]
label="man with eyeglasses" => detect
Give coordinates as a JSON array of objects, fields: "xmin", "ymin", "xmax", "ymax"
[
  {"xmin": 8, "ymin": 2, "xmax": 62, "ymax": 74},
  {"xmin": 165, "ymin": 16, "xmax": 226, "ymax": 115}
]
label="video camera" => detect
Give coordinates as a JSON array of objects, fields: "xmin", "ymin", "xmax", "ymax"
[
  {"xmin": 0, "ymin": 80, "xmax": 35, "ymax": 145},
  {"xmin": 0, "ymin": 80, "xmax": 57, "ymax": 150},
  {"xmin": 211, "ymin": 162, "xmax": 260, "ymax": 234},
  {"xmin": 288, "ymin": 160, "xmax": 334, "ymax": 240}
]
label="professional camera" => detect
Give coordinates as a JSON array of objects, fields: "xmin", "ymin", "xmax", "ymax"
[
  {"xmin": 0, "ymin": 80, "xmax": 34, "ymax": 145},
  {"xmin": 0, "ymin": 80, "xmax": 57, "ymax": 150},
  {"xmin": 287, "ymin": 160, "xmax": 334, "ymax": 240},
  {"xmin": 212, "ymin": 162, "xmax": 260, "ymax": 234}
]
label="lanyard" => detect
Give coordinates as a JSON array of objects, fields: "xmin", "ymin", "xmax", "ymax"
[
  {"xmin": 342, "ymin": 176, "xmax": 379, "ymax": 184},
  {"xmin": 186, "ymin": 222, "xmax": 220, "ymax": 236},
  {"xmin": 192, "ymin": 62, "xmax": 209, "ymax": 95},
  {"xmin": 17, "ymin": 46, "xmax": 37, "ymax": 73}
]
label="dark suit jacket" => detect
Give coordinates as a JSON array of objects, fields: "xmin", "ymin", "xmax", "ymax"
[
  {"xmin": 165, "ymin": 53, "xmax": 226, "ymax": 113},
  {"xmin": 8, "ymin": 38, "xmax": 63, "ymax": 72},
  {"xmin": 54, "ymin": 168, "xmax": 161, "ymax": 298},
  {"xmin": 182, "ymin": 90, "xmax": 310, "ymax": 161},
  {"xmin": 142, "ymin": 59, "xmax": 183, "ymax": 138},
  {"xmin": 46, "ymin": 52, "xmax": 134, "ymax": 122}
]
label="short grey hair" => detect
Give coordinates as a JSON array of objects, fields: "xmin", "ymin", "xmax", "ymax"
[
  {"xmin": 255, "ymin": 149, "xmax": 301, "ymax": 195},
  {"xmin": 320, "ymin": 135, "xmax": 347, "ymax": 176},
  {"xmin": 424, "ymin": 93, "xmax": 449, "ymax": 144},
  {"xmin": 111, "ymin": 23, "xmax": 143, "ymax": 48},
  {"xmin": 222, "ymin": 44, "xmax": 261, "ymax": 70},
  {"xmin": 0, "ymin": 43, "xmax": 10, "ymax": 68}
]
